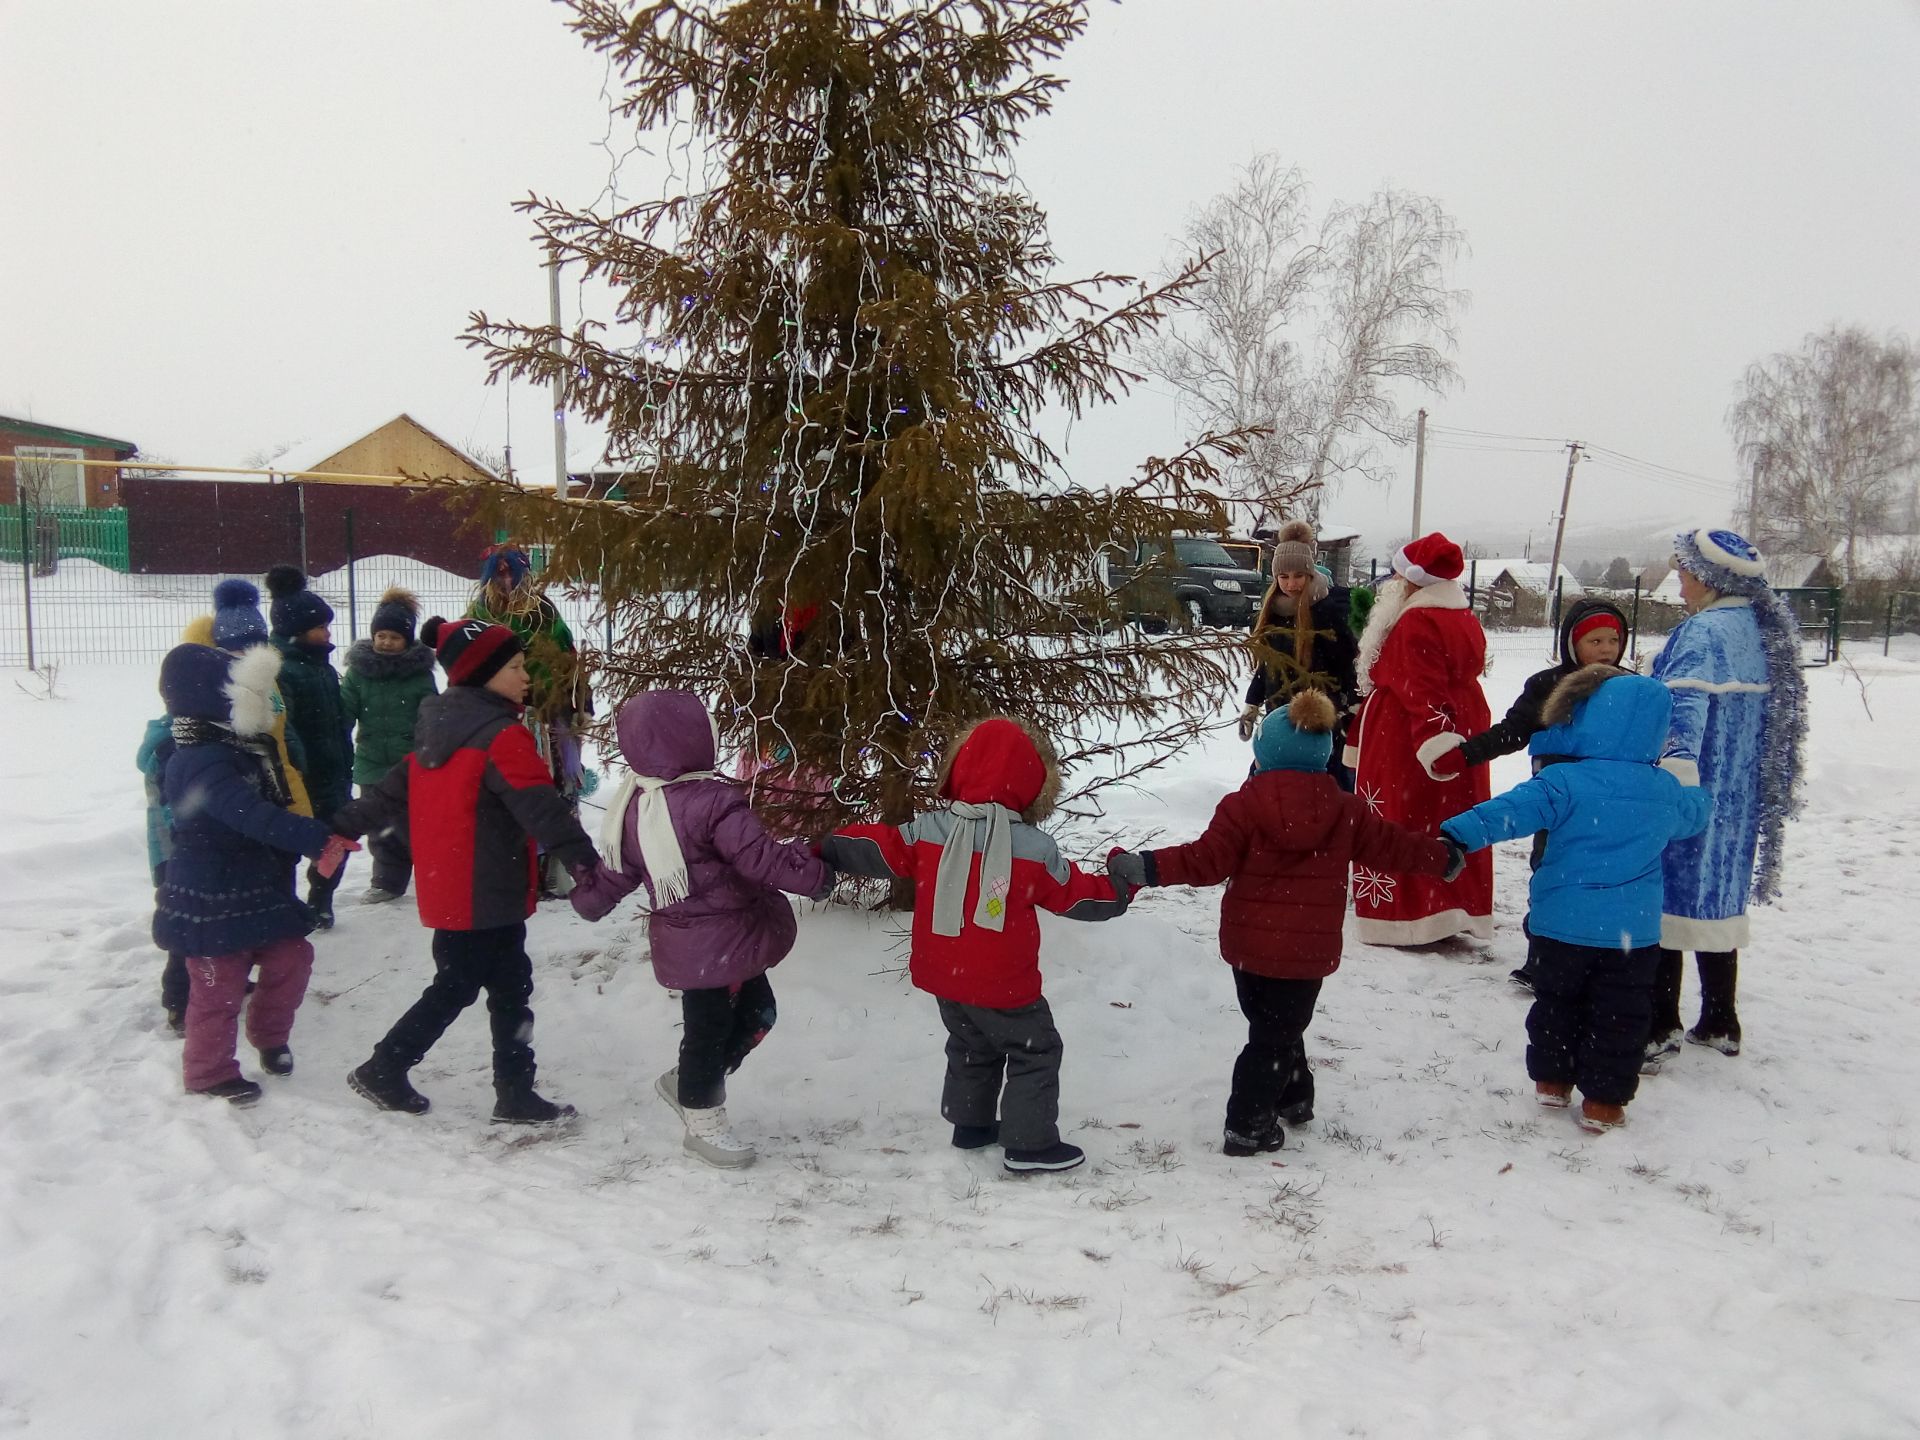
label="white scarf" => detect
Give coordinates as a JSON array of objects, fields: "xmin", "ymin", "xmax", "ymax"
[
  {"xmin": 597, "ymin": 768, "xmax": 718, "ymax": 908},
  {"xmin": 931, "ymin": 801, "xmax": 1015, "ymax": 936}
]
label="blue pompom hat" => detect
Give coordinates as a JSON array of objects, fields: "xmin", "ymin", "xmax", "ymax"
[
  {"xmin": 209, "ymin": 578, "xmax": 269, "ymax": 650},
  {"xmin": 1672, "ymin": 526, "xmax": 1808, "ymax": 901},
  {"xmin": 1252, "ymin": 689, "xmax": 1339, "ymax": 774},
  {"xmin": 265, "ymin": 565, "xmax": 334, "ymax": 638}
]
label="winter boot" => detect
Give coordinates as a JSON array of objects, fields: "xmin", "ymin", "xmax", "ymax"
[
  {"xmin": 1535, "ymin": 1081, "xmax": 1573, "ymax": 1109},
  {"xmin": 1641, "ymin": 1030, "xmax": 1683, "ymax": 1075},
  {"xmin": 1003, "ymin": 1141, "xmax": 1086, "ymax": 1173},
  {"xmin": 1686, "ymin": 1020, "xmax": 1741, "ymax": 1056},
  {"xmin": 348, "ymin": 1059, "xmax": 431, "ymax": 1115},
  {"xmin": 680, "ymin": 1105, "xmax": 756, "ymax": 1168},
  {"xmin": 194, "ymin": 1077, "xmax": 263, "ymax": 1108},
  {"xmin": 1278, "ymin": 1099, "xmax": 1315, "ymax": 1126},
  {"xmin": 1222, "ymin": 1126, "xmax": 1285, "ymax": 1158},
  {"xmin": 359, "ymin": 886, "xmax": 403, "ymax": 906},
  {"xmin": 1578, "ymin": 1099, "xmax": 1627, "ymax": 1134},
  {"xmin": 306, "ymin": 889, "xmax": 334, "ymax": 931},
  {"xmin": 492, "ymin": 1086, "xmax": 577, "ymax": 1125},
  {"xmin": 258, "ymin": 1045, "xmax": 294, "ymax": 1077},
  {"xmin": 951, "ymin": 1122, "xmax": 1001, "ymax": 1150},
  {"xmin": 1508, "ymin": 966, "xmax": 1538, "ymax": 992},
  {"xmin": 164, "ymin": 1007, "xmax": 187, "ymax": 1038}
]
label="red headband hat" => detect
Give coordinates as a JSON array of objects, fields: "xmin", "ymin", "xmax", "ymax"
[
  {"xmin": 1570, "ymin": 612, "xmax": 1624, "ymax": 648},
  {"xmin": 1392, "ymin": 532, "xmax": 1465, "ymax": 587}
]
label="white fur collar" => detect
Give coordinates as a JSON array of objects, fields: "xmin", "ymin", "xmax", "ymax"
[
  {"xmin": 1356, "ymin": 578, "xmax": 1470, "ymax": 694},
  {"xmin": 224, "ymin": 642, "xmax": 283, "ymax": 737}
]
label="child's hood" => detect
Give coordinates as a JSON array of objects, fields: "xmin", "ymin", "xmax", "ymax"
[
  {"xmin": 1533, "ymin": 664, "xmax": 1671, "ymax": 763},
  {"xmin": 937, "ymin": 717, "xmax": 1059, "ymax": 822},
  {"xmin": 615, "ymin": 690, "xmax": 718, "ymax": 778},
  {"xmin": 1554, "ymin": 597, "xmax": 1630, "ymax": 665},
  {"xmin": 1242, "ymin": 770, "xmax": 1349, "ymax": 850}
]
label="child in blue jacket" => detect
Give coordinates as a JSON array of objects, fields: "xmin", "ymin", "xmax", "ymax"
[{"xmin": 1441, "ymin": 666, "xmax": 1711, "ymax": 1134}]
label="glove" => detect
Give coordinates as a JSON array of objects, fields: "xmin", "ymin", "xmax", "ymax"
[
  {"xmin": 1416, "ymin": 731, "xmax": 1467, "ymax": 782},
  {"xmin": 314, "ymin": 833, "xmax": 362, "ymax": 879},
  {"xmin": 1236, "ymin": 704, "xmax": 1261, "ymax": 742},
  {"xmin": 1106, "ymin": 848, "xmax": 1150, "ymax": 894},
  {"xmin": 1439, "ymin": 835, "xmax": 1468, "ymax": 884}
]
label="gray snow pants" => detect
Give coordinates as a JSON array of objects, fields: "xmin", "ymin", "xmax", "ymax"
[{"xmin": 935, "ymin": 996, "xmax": 1063, "ymax": 1151}]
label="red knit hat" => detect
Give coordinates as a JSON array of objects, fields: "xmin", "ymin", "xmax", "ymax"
[
  {"xmin": 435, "ymin": 618, "xmax": 523, "ymax": 688},
  {"xmin": 1570, "ymin": 611, "xmax": 1624, "ymax": 647},
  {"xmin": 1393, "ymin": 532, "xmax": 1465, "ymax": 586}
]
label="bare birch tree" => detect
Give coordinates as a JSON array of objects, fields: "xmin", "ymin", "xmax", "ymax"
[
  {"xmin": 1149, "ymin": 157, "xmax": 1466, "ymax": 525},
  {"xmin": 1728, "ymin": 326, "xmax": 1920, "ymax": 578}
]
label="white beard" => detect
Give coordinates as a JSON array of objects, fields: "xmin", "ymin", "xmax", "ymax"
[{"xmin": 1355, "ymin": 576, "xmax": 1413, "ymax": 695}]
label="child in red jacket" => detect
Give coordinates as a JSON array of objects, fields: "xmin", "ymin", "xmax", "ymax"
[
  {"xmin": 822, "ymin": 718, "xmax": 1130, "ymax": 1174},
  {"xmin": 1109, "ymin": 691, "xmax": 1461, "ymax": 1156}
]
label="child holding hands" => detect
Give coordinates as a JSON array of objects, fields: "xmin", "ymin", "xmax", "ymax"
[
  {"xmin": 1439, "ymin": 666, "xmax": 1711, "ymax": 1133},
  {"xmin": 1108, "ymin": 691, "xmax": 1457, "ymax": 1156},
  {"xmin": 822, "ymin": 718, "xmax": 1130, "ymax": 1175},
  {"xmin": 570, "ymin": 690, "xmax": 833, "ymax": 1170}
]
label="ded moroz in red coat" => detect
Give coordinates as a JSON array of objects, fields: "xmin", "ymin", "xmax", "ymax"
[
  {"xmin": 1343, "ymin": 573, "xmax": 1494, "ymax": 945},
  {"xmin": 1149, "ymin": 770, "xmax": 1451, "ymax": 978},
  {"xmin": 823, "ymin": 718, "xmax": 1128, "ymax": 1009}
]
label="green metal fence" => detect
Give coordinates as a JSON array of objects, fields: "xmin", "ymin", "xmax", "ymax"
[{"xmin": 0, "ymin": 504, "xmax": 130, "ymax": 573}]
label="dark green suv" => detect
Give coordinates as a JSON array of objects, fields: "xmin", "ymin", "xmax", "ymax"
[{"xmin": 1102, "ymin": 536, "xmax": 1265, "ymax": 630}]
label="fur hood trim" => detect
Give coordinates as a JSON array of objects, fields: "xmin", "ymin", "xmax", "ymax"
[
  {"xmin": 1541, "ymin": 663, "xmax": 1634, "ymax": 729},
  {"xmin": 933, "ymin": 716, "xmax": 1062, "ymax": 824},
  {"xmin": 345, "ymin": 637, "xmax": 438, "ymax": 679},
  {"xmin": 224, "ymin": 643, "xmax": 284, "ymax": 737}
]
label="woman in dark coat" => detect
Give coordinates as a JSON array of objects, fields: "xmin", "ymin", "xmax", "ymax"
[{"xmin": 1239, "ymin": 521, "xmax": 1358, "ymax": 786}]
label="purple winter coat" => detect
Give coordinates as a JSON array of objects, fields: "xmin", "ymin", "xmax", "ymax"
[{"xmin": 570, "ymin": 690, "xmax": 830, "ymax": 990}]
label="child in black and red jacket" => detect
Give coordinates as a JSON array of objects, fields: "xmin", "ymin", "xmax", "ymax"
[
  {"xmin": 822, "ymin": 718, "xmax": 1130, "ymax": 1175},
  {"xmin": 337, "ymin": 618, "xmax": 599, "ymax": 1124}
]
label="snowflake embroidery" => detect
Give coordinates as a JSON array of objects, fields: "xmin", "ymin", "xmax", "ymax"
[
  {"xmin": 1426, "ymin": 704, "xmax": 1455, "ymax": 730},
  {"xmin": 1353, "ymin": 866, "xmax": 1397, "ymax": 909},
  {"xmin": 1359, "ymin": 782, "xmax": 1385, "ymax": 816}
]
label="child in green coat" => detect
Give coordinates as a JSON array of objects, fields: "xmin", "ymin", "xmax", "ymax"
[
  {"xmin": 341, "ymin": 587, "xmax": 438, "ymax": 903},
  {"xmin": 266, "ymin": 565, "xmax": 354, "ymax": 928}
]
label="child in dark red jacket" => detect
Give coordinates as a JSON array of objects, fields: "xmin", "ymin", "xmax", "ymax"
[
  {"xmin": 822, "ymin": 718, "xmax": 1130, "ymax": 1174},
  {"xmin": 338, "ymin": 619, "xmax": 599, "ymax": 1125},
  {"xmin": 1109, "ymin": 690, "xmax": 1461, "ymax": 1156}
]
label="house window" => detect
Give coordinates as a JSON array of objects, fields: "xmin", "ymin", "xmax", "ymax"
[{"xmin": 15, "ymin": 446, "xmax": 86, "ymax": 508}]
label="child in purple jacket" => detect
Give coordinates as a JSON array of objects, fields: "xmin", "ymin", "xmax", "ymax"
[{"xmin": 571, "ymin": 690, "xmax": 833, "ymax": 1169}]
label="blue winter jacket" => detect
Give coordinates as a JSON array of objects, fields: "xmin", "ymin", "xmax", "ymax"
[
  {"xmin": 153, "ymin": 733, "xmax": 334, "ymax": 958},
  {"xmin": 1441, "ymin": 670, "xmax": 1712, "ymax": 951},
  {"xmin": 1649, "ymin": 598, "xmax": 1769, "ymax": 940},
  {"xmin": 136, "ymin": 716, "xmax": 175, "ymax": 876}
]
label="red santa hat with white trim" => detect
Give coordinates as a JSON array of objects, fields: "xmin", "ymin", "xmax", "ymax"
[{"xmin": 1392, "ymin": 532, "xmax": 1465, "ymax": 587}]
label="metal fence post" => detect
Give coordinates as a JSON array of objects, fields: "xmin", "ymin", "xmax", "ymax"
[
  {"xmin": 345, "ymin": 507, "xmax": 358, "ymax": 641},
  {"xmin": 1888, "ymin": 595, "xmax": 1897, "ymax": 657},
  {"xmin": 1467, "ymin": 559, "xmax": 1477, "ymax": 609},
  {"xmin": 18, "ymin": 496, "xmax": 34, "ymax": 671},
  {"xmin": 1828, "ymin": 587, "xmax": 1842, "ymax": 662}
]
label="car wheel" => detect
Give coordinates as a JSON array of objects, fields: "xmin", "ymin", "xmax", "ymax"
[{"xmin": 1182, "ymin": 598, "xmax": 1207, "ymax": 631}]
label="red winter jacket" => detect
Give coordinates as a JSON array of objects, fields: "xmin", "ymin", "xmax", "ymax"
[
  {"xmin": 340, "ymin": 687, "xmax": 596, "ymax": 931},
  {"xmin": 822, "ymin": 718, "xmax": 1128, "ymax": 1008},
  {"xmin": 1149, "ymin": 769, "xmax": 1449, "ymax": 979}
]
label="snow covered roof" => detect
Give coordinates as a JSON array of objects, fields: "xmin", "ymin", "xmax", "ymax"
[
  {"xmin": 1840, "ymin": 533, "xmax": 1920, "ymax": 581},
  {"xmin": 285, "ymin": 413, "xmax": 500, "ymax": 481},
  {"xmin": 1649, "ymin": 570, "xmax": 1686, "ymax": 605},
  {"xmin": 1471, "ymin": 559, "xmax": 1584, "ymax": 597},
  {"xmin": 1762, "ymin": 553, "xmax": 1834, "ymax": 589}
]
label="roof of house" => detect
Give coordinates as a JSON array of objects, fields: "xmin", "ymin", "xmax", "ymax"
[
  {"xmin": 291, "ymin": 413, "xmax": 500, "ymax": 481},
  {"xmin": 1473, "ymin": 559, "xmax": 1584, "ymax": 597},
  {"xmin": 1839, "ymin": 533, "xmax": 1920, "ymax": 581},
  {"xmin": 1762, "ymin": 552, "xmax": 1833, "ymax": 589},
  {"xmin": 0, "ymin": 415, "xmax": 138, "ymax": 455}
]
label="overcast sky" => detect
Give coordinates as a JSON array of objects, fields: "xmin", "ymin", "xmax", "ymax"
[{"xmin": 5, "ymin": 0, "xmax": 1918, "ymax": 556}]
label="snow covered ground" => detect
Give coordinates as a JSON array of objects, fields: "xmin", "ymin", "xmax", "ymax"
[{"xmin": 2, "ymin": 631, "xmax": 1917, "ymax": 1438}]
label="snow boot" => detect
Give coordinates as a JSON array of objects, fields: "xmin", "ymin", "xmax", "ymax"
[
  {"xmin": 348, "ymin": 1059, "xmax": 431, "ymax": 1115},
  {"xmin": 1222, "ymin": 1125, "xmax": 1285, "ymax": 1158},
  {"xmin": 359, "ymin": 886, "xmax": 403, "ymax": 906},
  {"xmin": 1686, "ymin": 1014, "xmax": 1741, "ymax": 1056},
  {"xmin": 258, "ymin": 1045, "xmax": 294, "ymax": 1077},
  {"xmin": 951, "ymin": 1122, "xmax": 1001, "ymax": 1150},
  {"xmin": 680, "ymin": 1104, "xmax": 756, "ymax": 1169},
  {"xmin": 306, "ymin": 890, "xmax": 334, "ymax": 931},
  {"xmin": 1535, "ymin": 1081, "xmax": 1573, "ymax": 1109},
  {"xmin": 492, "ymin": 1086, "xmax": 577, "ymax": 1125},
  {"xmin": 1578, "ymin": 1099, "xmax": 1627, "ymax": 1134},
  {"xmin": 1641, "ymin": 1029, "xmax": 1683, "ymax": 1075},
  {"xmin": 1003, "ymin": 1141, "xmax": 1086, "ymax": 1173},
  {"xmin": 164, "ymin": 1007, "xmax": 187, "ymax": 1038},
  {"xmin": 1508, "ymin": 966, "xmax": 1538, "ymax": 992},
  {"xmin": 1278, "ymin": 1099, "xmax": 1315, "ymax": 1126},
  {"xmin": 194, "ymin": 1077, "xmax": 263, "ymax": 1108}
]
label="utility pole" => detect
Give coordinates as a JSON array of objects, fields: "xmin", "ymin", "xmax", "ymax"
[
  {"xmin": 548, "ymin": 245, "xmax": 569, "ymax": 499},
  {"xmin": 1410, "ymin": 408, "xmax": 1427, "ymax": 537},
  {"xmin": 1546, "ymin": 441, "xmax": 1584, "ymax": 598}
]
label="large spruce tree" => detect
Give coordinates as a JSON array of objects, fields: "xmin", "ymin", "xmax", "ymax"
[{"xmin": 469, "ymin": 0, "xmax": 1247, "ymax": 828}]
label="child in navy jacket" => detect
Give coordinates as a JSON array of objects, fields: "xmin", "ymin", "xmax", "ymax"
[
  {"xmin": 154, "ymin": 644, "xmax": 356, "ymax": 1105},
  {"xmin": 1441, "ymin": 667, "xmax": 1710, "ymax": 1133}
]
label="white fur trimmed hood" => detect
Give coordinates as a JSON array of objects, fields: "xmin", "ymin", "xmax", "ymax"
[{"xmin": 224, "ymin": 642, "xmax": 284, "ymax": 737}]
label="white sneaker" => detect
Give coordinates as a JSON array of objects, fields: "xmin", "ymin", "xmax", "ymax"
[
  {"xmin": 681, "ymin": 1104, "xmax": 756, "ymax": 1169},
  {"xmin": 654, "ymin": 1068, "xmax": 684, "ymax": 1120}
]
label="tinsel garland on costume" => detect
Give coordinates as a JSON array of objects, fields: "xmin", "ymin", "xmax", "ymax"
[{"xmin": 1672, "ymin": 528, "xmax": 1808, "ymax": 902}]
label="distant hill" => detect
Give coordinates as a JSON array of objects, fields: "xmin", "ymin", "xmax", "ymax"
[{"xmin": 1460, "ymin": 514, "xmax": 1702, "ymax": 569}]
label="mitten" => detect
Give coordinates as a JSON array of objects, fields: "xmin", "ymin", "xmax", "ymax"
[
  {"xmin": 1106, "ymin": 849, "xmax": 1151, "ymax": 892},
  {"xmin": 1439, "ymin": 835, "xmax": 1468, "ymax": 884},
  {"xmin": 1416, "ymin": 731, "xmax": 1467, "ymax": 782},
  {"xmin": 314, "ymin": 833, "xmax": 362, "ymax": 879},
  {"xmin": 1236, "ymin": 704, "xmax": 1261, "ymax": 742}
]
